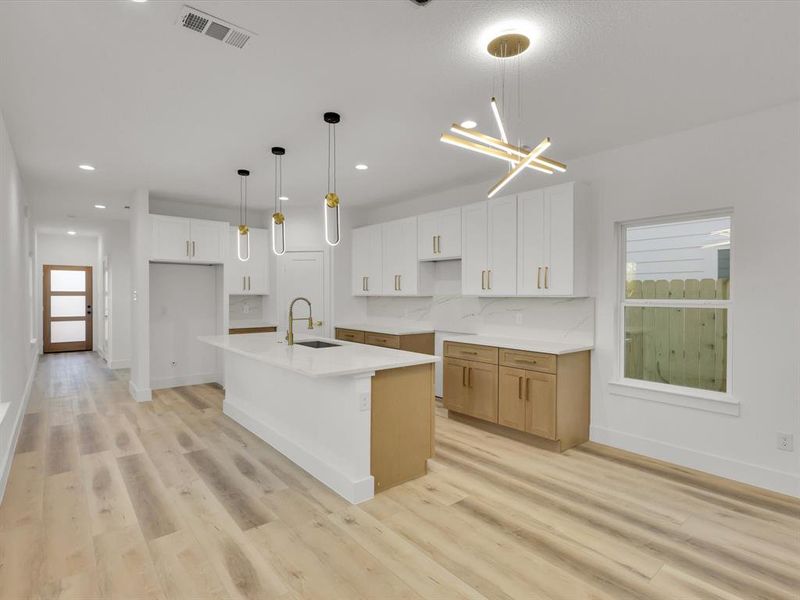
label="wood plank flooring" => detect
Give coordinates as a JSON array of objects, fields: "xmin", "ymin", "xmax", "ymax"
[{"xmin": 1, "ymin": 351, "xmax": 798, "ymax": 599}]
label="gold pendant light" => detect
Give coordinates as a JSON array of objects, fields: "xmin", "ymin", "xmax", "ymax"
[
  {"xmin": 323, "ymin": 111, "xmax": 342, "ymax": 246},
  {"xmin": 271, "ymin": 147, "xmax": 287, "ymax": 256},
  {"xmin": 236, "ymin": 169, "xmax": 250, "ymax": 262},
  {"xmin": 439, "ymin": 30, "xmax": 565, "ymax": 198}
]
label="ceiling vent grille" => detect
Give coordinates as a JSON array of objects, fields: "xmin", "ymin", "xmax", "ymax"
[{"xmin": 176, "ymin": 5, "xmax": 254, "ymax": 49}]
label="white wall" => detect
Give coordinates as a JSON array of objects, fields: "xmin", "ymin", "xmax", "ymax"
[
  {"xmin": 0, "ymin": 108, "xmax": 38, "ymax": 499},
  {"xmin": 149, "ymin": 263, "xmax": 220, "ymax": 388},
  {"xmin": 363, "ymin": 102, "xmax": 800, "ymax": 496},
  {"xmin": 129, "ymin": 189, "xmax": 151, "ymax": 401},
  {"xmin": 102, "ymin": 221, "xmax": 131, "ymax": 368},
  {"xmin": 35, "ymin": 232, "xmax": 100, "ymax": 351}
]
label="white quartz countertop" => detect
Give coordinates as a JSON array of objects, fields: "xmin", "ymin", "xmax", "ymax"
[
  {"xmin": 441, "ymin": 334, "xmax": 593, "ymax": 355},
  {"xmin": 335, "ymin": 322, "xmax": 435, "ymax": 336},
  {"xmin": 199, "ymin": 332, "xmax": 438, "ymax": 378}
]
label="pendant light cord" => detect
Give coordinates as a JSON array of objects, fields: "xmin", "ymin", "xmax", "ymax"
[
  {"xmin": 274, "ymin": 154, "xmax": 278, "ymax": 214},
  {"xmin": 327, "ymin": 123, "xmax": 337, "ymax": 194}
]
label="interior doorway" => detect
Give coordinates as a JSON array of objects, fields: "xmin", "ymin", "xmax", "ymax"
[
  {"xmin": 277, "ymin": 251, "xmax": 328, "ymax": 337},
  {"xmin": 43, "ymin": 265, "xmax": 93, "ymax": 353}
]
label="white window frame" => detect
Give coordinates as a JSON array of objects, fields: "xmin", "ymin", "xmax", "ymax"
[{"xmin": 611, "ymin": 210, "xmax": 738, "ymax": 416}]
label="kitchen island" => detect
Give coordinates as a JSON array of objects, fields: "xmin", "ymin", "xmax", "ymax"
[{"xmin": 199, "ymin": 332, "xmax": 438, "ymax": 503}]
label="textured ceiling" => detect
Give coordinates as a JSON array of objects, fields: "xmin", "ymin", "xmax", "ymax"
[{"xmin": 1, "ymin": 0, "xmax": 798, "ymax": 219}]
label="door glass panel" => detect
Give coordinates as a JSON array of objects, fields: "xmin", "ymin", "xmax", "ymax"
[
  {"xmin": 51, "ymin": 295, "xmax": 86, "ymax": 317},
  {"xmin": 51, "ymin": 320, "xmax": 86, "ymax": 343},
  {"xmin": 51, "ymin": 270, "xmax": 86, "ymax": 292}
]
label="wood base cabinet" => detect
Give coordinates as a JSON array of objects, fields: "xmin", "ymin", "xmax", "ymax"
[
  {"xmin": 335, "ymin": 328, "xmax": 434, "ymax": 355},
  {"xmin": 444, "ymin": 341, "xmax": 590, "ymax": 451}
]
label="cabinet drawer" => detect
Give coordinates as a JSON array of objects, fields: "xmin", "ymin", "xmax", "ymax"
[
  {"xmin": 499, "ymin": 349, "xmax": 557, "ymax": 373},
  {"xmin": 365, "ymin": 332, "xmax": 401, "ymax": 349},
  {"xmin": 444, "ymin": 342, "xmax": 498, "ymax": 364},
  {"xmin": 335, "ymin": 328, "xmax": 365, "ymax": 343}
]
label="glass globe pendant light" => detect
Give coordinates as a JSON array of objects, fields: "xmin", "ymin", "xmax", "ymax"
[
  {"xmin": 323, "ymin": 111, "xmax": 341, "ymax": 246},
  {"xmin": 271, "ymin": 146, "xmax": 287, "ymax": 256},
  {"xmin": 236, "ymin": 169, "xmax": 251, "ymax": 262}
]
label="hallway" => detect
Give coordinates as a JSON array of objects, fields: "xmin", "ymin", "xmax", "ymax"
[{"xmin": 0, "ymin": 352, "xmax": 798, "ymax": 599}]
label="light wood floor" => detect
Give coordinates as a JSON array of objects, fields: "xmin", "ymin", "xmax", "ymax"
[{"xmin": 1, "ymin": 352, "xmax": 798, "ymax": 600}]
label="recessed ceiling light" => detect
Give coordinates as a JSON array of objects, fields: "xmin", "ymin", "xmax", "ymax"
[
  {"xmin": 78, "ymin": 164, "xmax": 95, "ymax": 171},
  {"xmin": 460, "ymin": 120, "xmax": 477, "ymax": 129},
  {"xmin": 67, "ymin": 230, "xmax": 77, "ymax": 236},
  {"xmin": 94, "ymin": 204, "xmax": 106, "ymax": 209},
  {"xmin": 131, "ymin": 0, "xmax": 148, "ymax": 3},
  {"xmin": 278, "ymin": 196, "xmax": 289, "ymax": 201},
  {"xmin": 355, "ymin": 164, "xmax": 369, "ymax": 170}
]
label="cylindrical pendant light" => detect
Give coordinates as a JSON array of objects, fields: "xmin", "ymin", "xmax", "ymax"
[
  {"xmin": 236, "ymin": 169, "xmax": 250, "ymax": 262},
  {"xmin": 323, "ymin": 111, "xmax": 341, "ymax": 246},
  {"xmin": 271, "ymin": 147, "xmax": 287, "ymax": 256}
]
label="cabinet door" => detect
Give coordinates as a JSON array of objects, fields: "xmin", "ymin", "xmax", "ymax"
[
  {"xmin": 486, "ymin": 195, "xmax": 517, "ymax": 296},
  {"xmin": 352, "ymin": 226, "xmax": 369, "ymax": 296},
  {"xmin": 364, "ymin": 225, "xmax": 383, "ymax": 295},
  {"xmin": 443, "ymin": 358, "xmax": 469, "ymax": 413},
  {"xmin": 517, "ymin": 189, "xmax": 547, "ymax": 295},
  {"xmin": 498, "ymin": 366, "xmax": 527, "ymax": 431},
  {"xmin": 190, "ymin": 219, "xmax": 226, "ymax": 263},
  {"xmin": 543, "ymin": 183, "xmax": 575, "ymax": 295},
  {"xmin": 464, "ymin": 361, "xmax": 498, "ymax": 423},
  {"xmin": 525, "ymin": 370, "xmax": 557, "ymax": 439},
  {"xmin": 151, "ymin": 215, "xmax": 192, "ymax": 262},
  {"xmin": 417, "ymin": 213, "xmax": 438, "ymax": 261},
  {"xmin": 382, "ymin": 218, "xmax": 417, "ymax": 295},
  {"xmin": 246, "ymin": 227, "xmax": 270, "ymax": 294},
  {"xmin": 437, "ymin": 207, "xmax": 462, "ymax": 259},
  {"xmin": 226, "ymin": 226, "xmax": 248, "ymax": 294},
  {"xmin": 461, "ymin": 202, "xmax": 488, "ymax": 295}
]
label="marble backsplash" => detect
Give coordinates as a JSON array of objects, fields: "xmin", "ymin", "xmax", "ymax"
[
  {"xmin": 364, "ymin": 262, "xmax": 595, "ymax": 344},
  {"xmin": 229, "ymin": 295, "xmax": 276, "ymax": 328}
]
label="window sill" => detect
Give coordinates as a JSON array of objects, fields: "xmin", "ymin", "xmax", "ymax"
[{"xmin": 607, "ymin": 379, "xmax": 739, "ymax": 416}]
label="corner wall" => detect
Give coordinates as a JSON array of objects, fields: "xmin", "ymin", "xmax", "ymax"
[{"xmin": 0, "ymin": 108, "xmax": 38, "ymax": 499}]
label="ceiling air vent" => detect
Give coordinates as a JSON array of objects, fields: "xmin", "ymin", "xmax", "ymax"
[{"xmin": 176, "ymin": 5, "xmax": 254, "ymax": 49}]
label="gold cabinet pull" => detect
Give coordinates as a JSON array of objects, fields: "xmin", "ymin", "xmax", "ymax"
[
  {"xmin": 462, "ymin": 365, "xmax": 466, "ymax": 387},
  {"xmin": 481, "ymin": 270, "xmax": 486, "ymax": 290},
  {"xmin": 467, "ymin": 367, "xmax": 472, "ymax": 387},
  {"xmin": 518, "ymin": 376, "xmax": 523, "ymax": 399},
  {"xmin": 186, "ymin": 240, "xmax": 190, "ymax": 257},
  {"xmin": 242, "ymin": 276, "xmax": 246, "ymax": 291},
  {"xmin": 192, "ymin": 241, "xmax": 196, "ymax": 257},
  {"xmin": 487, "ymin": 269, "xmax": 491, "ymax": 290},
  {"xmin": 537, "ymin": 266, "xmax": 542, "ymax": 289},
  {"xmin": 525, "ymin": 377, "xmax": 529, "ymax": 401},
  {"xmin": 433, "ymin": 236, "xmax": 436, "ymax": 254},
  {"xmin": 247, "ymin": 276, "xmax": 251, "ymax": 290},
  {"xmin": 365, "ymin": 276, "xmax": 369, "ymax": 291},
  {"xmin": 544, "ymin": 266, "xmax": 549, "ymax": 289},
  {"xmin": 397, "ymin": 274, "xmax": 401, "ymax": 290}
]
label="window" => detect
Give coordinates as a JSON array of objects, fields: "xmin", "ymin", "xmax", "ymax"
[{"xmin": 621, "ymin": 215, "xmax": 731, "ymax": 394}]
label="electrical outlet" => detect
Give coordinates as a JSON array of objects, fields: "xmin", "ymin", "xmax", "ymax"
[
  {"xmin": 359, "ymin": 394, "xmax": 370, "ymax": 412},
  {"xmin": 242, "ymin": 302, "xmax": 251, "ymax": 314},
  {"xmin": 777, "ymin": 433, "xmax": 794, "ymax": 452},
  {"xmin": 515, "ymin": 312, "xmax": 523, "ymax": 325}
]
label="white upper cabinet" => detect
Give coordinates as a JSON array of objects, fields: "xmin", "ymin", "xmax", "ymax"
[
  {"xmin": 151, "ymin": 215, "xmax": 227, "ymax": 264},
  {"xmin": 352, "ymin": 224, "xmax": 383, "ymax": 296},
  {"xmin": 517, "ymin": 182, "xmax": 589, "ymax": 296},
  {"xmin": 382, "ymin": 217, "xmax": 433, "ymax": 296},
  {"xmin": 418, "ymin": 207, "xmax": 462, "ymax": 260},
  {"xmin": 461, "ymin": 195, "xmax": 517, "ymax": 296},
  {"xmin": 226, "ymin": 226, "xmax": 269, "ymax": 295}
]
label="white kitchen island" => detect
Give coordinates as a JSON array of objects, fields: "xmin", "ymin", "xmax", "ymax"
[{"xmin": 199, "ymin": 332, "xmax": 438, "ymax": 503}]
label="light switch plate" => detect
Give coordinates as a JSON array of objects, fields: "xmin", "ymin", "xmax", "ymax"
[{"xmin": 359, "ymin": 393, "xmax": 370, "ymax": 412}]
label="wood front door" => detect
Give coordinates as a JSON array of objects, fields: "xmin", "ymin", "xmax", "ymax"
[{"xmin": 43, "ymin": 265, "xmax": 93, "ymax": 353}]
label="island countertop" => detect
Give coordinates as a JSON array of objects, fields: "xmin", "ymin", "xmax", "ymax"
[{"xmin": 199, "ymin": 332, "xmax": 439, "ymax": 378}]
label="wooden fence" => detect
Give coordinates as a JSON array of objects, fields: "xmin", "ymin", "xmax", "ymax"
[{"xmin": 624, "ymin": 278, "xmax": 729, "ymax": 392}]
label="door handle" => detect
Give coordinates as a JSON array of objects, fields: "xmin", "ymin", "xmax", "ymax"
[
  {"xmin": 544, "ymin": 266, "xmax": 549, "ymax": 289},
  {"xmin": 192, "ymin": 241, "xmax": 196, "ymax": 257},
  {"xmin": 537, "ymin": 266, "xmax": 542, "ymax": 289}
]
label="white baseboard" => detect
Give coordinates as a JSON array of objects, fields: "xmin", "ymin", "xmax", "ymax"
[
  {"xmin": 590, "ymin": 425, "xmax": 799, "ymax": 498},
  {"xmin": 107, "ymin": 358, "xmax": 130, "ymax": 370},
  {"xmin": 151, "ymin": 372, "xmax": 220, "ymax": 390},
  {"xmin": 128, "ymin": 379, "xmax": 152, "ymax": 403},
  {"xmin": 0, "ymin": 352, "xmax": 40, "ymax": 502},
  {"xmin": 224, "ymin": 397, "xmax": 374, "ymax": 504}
]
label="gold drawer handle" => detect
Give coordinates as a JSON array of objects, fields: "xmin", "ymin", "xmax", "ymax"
[{"xmin": 461, "ymin": 351, "xmax": 478, "ymax": 355}]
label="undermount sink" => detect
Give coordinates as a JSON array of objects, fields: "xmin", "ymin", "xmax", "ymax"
[{"xmin": 295, "ymin": 340, "xmax": 341, "ymax": 349}]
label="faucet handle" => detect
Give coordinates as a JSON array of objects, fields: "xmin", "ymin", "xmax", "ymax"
[
  {"xmin": 307, "ymin": 317, "xmax": 314, "ymax": 329},
  {"xmin": 314, "ymin": 320, "xmax": 323, "ymax": 327}
]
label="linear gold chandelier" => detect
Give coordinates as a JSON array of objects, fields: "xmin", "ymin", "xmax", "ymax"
[{"xmin": 440, "ymin": 30, "xmax": 566, "ymax": 198}]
